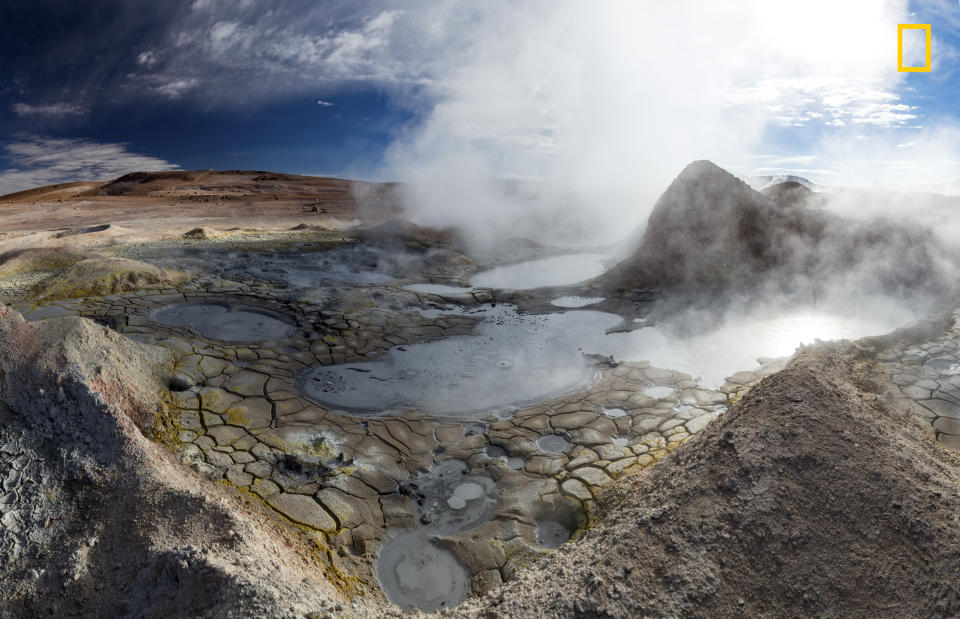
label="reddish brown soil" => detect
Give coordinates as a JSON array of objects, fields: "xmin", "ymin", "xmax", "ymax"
[{"xmin": 0, "ymin": 170, "xmax": 402, "ymax": 237}]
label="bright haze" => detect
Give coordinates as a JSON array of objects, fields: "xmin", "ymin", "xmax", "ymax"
[{"xmin": 2, "ymin": 0, "xmax": 959, "ymax": 243}]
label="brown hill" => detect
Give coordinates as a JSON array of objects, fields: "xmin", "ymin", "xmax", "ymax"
[{"xmin": 0, "ymin": 170, "xmax": 403, "ymax": 238}]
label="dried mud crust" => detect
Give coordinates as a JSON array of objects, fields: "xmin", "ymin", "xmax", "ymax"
[{"xmin": 450, "ymin": 329, "xmax": 960, "ymax": 617}]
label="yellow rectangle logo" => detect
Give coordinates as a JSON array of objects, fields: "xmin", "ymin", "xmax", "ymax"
[{"xmin": 898, "ymin": 24, "xmax": 931, "ymax": 72}]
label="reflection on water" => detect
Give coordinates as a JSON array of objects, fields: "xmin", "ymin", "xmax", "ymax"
[
  {"xmin": 471, "ymin": 253, "xmax": 610, "ymax": 289},
  {"xmin": 622, "ymin": 308, "xmax": 912, "ymax": 387}
]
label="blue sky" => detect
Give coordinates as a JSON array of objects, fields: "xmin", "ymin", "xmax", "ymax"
[{"xmin": 2, "ymin": 0, "xmax": 960, "ymax": 199}]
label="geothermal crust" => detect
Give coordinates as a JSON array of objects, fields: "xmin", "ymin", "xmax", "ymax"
[{"xmin": 2, "ymin": 163, "xmax": 960, "ymax": 616}]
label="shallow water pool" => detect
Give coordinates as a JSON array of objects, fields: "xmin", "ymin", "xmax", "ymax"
[{"xmin": 470, "ymin": 253, "xmax": 610, "ymax": 289}]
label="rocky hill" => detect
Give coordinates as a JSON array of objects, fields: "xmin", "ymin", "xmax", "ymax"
[
  {"xmin": 602, "ymin": 161, "xmax": 951, "ymax": 300},
  {"xmin": 452, "ymin": 315, "xmax": 960, "ymax": 617}
]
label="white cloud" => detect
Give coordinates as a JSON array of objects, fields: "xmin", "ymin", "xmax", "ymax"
[
  {"xmin": 316, "ymin": 100, "xmax": 334, "ymax": 107},
  {"xmin": 0, "ymin": 135, "xmax": 179, "ymax": 196},
  {"xmin": 137, "ymin": 50, "xmax": 158, "ymax": 68},
  {"xmin": 153, "ymin": 78, "xmax": 198, "ymax": 99},
  {"xmin": 11, "ymin": 102, "xmax": 88, "ymax": 118}
]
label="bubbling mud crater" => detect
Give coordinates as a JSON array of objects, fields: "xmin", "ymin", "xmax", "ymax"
[
  {"xmin": 376, "ymin": 460, "xmax": 498, "ymax": 611},
  {"xmin": 150, "ymin": 302, "xmax": 296, "ymax": 342}
]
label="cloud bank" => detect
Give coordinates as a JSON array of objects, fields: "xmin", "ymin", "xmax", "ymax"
[
  {"xmin": 380, "ymin": 0, "xmax": 932, "ymax": 246},
  {"xmin": 0, "ymin": 135, "xmax": 180, "ymax": 196}
]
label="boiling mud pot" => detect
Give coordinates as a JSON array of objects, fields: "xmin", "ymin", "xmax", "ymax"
[
  {"xmin": 926, "ymin": 357, "xmax": 960, "ymax": 375},
  {"xmin": 536, "ymin": 520, "xmax": 572, "ymax": 549},
  {"xmin": 300, "ymin": 305, "xmax": 908, "ymax": 415},
  {"xmin": 150, "ymin": 303, "xmax": 295, "ymax": 342},
  {"xmin": 470, "ymin": 253, "xmax": 610, "ymax": 289},
  {"xmin": 376, "ymin": 460, "xmax": 497, "ymax": 611},
  {"xmin": 536, "ymin": 434, "xmax": 571, "ymax": 453},
  {"xmin": 298, "ymin": 306, "xmax": 606, "ymax": 415},
  {"xmin": 622, "ymin": 308, "xmax": 914, "ymax": 387}
]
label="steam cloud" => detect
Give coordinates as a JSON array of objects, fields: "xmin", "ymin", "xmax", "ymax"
[{"xmin": 380, "ymin": 0, "xmax": 960, "ymax": 248}]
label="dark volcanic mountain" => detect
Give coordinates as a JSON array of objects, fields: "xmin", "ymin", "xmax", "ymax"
[{"xmin": 602, "ymin": 160, "xmax": 950, "ymax": 299}]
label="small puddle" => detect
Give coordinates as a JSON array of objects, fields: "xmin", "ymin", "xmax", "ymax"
[
  {"xmin": 925, "ymin": 357, "xmax": 960, "ymax": 374},
  {"xmin": 150, "ymin": 303, "xmax": 295, "ymax": 342},
  {"xmin": 376, "ymin": 531, "xmax": 469, "ymax": 612},
  {"xmin": 643, "ymin": 386, "xmax": 675, "ymax": 399},
  {"xmin": 536, "ymin": 520, "xmax": 573, "ymax": 549},
  {"xmin": 551, "ymin": 296, "xmax": 605, "ymax": 308},
  {"xmin": 536, "ymin": 434, "xmax": 571, "ymax": 453},
  {"xmin": 470, "ymin": 253, "xmax": 609, "ymax": 289}
]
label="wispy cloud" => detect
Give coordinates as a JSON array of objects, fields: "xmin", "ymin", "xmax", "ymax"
[
  {"xmin": 11, "ymin": 102, "xmax": 89, "ymax": 118},
  {"xmin": 316, "ymin": 100, "xmax": 334, "ymax": 107},
  {"xmin": 0, "ymin": 135, "xmax": 179, "ymax": 196},
  {"xmin": 152, "ymin": 78, "xmax": 198, "ymax": 99}
]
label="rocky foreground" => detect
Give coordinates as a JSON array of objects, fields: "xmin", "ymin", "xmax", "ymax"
[
  {"xmin": 3, "ymin": 299, "xmax": 960, "ymax": 617},
  {"xmin": 452, "ymin": 314, "xmax": 960, "ymax": 617}
]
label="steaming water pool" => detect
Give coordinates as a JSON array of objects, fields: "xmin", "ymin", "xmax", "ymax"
[
  {"xmin": 470, "ymin": 252, "xmax": 610, "ymax": 289},
  {"xmin": 299, "ymin": 303, "xmax": 913, "ymax": 416}
]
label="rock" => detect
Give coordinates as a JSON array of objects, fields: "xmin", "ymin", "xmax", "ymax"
[
  {"xmin": 169, "ymin": 372, "xmax": 195, "ymax": 391},
  {"xmin": 560, "ymin": 479, "xmax": 592, "ymax": 501},
  {"xmin": 266, "ymin": 493, "xmax": 336, "ymax": 531},
  {"xmin": 31, "ymin": 257, "xmax": 186, "ymax": 302},
  {"xmin": 570, "ymin": 466, "xmax": 613, "ymax": 488}
]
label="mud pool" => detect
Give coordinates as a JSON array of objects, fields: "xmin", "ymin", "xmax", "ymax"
[
  {"xmin": 470, "ymin": 253, "xmax": 610, "ymax": 289},
  {"xmin": 150, "ymin": 303, "xmax": 295, "ymax": 342},
  {"xmin": 297, "ymin": 303, "xmax": 913, "ymax": 418},
  {"xmin": 377, "ymin": 460, "xmax": 497, "ymax": 610}
]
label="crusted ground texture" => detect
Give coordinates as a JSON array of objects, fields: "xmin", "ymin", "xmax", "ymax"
[{"xmin": 450, "ymin": 316, "xmax": 960, "ymax": 617}]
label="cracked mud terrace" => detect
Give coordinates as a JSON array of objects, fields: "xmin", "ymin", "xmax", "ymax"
[
  {"xmin": 0, "ymin": 224, "xmax": 914, "ymax": 613},
  {"xmin": 2, "ymin": 164, "xmax": 958, "ymax": 616}
]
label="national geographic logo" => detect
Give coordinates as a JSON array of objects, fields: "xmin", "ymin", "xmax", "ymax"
[{"xmin": 898, "ymin": 23, "xmax": 931, "ymax": 72}]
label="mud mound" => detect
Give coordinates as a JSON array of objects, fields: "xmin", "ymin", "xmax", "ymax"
[
  {"xmin": 32, "ymin": 257, "xmax": 185, "ymax": 301},
  {"xmin": 0, "ymin": 246, "xmax": 99, "ymax": 276},
  {"xmin": 603, "ymin": 160, "xmax": 950, "ymax": 298},
  {"xmin": 761, "ymin": 180, "xmax": 816, "ymax": 208},
  {"xmin": 453, "ymin": 329, "xmax": 960, "ymax": 617},
  {"xmin": 360, "ymin": 218, "xmax": 457, "ymax": 250},
  {"xmin": 183, "ymin": 226, "xmax": 222, "ymax": 240},
  {"xmin": 0, "ymin": 308, "xmax": 361, "ymax": 617}
]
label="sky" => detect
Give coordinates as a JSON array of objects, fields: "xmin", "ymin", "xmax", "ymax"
[{"xmin": 2, "ymin": 0, "xmax": 960, "ymax": 233}]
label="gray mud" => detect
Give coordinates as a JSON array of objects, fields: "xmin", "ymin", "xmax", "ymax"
[
  {"xmin": 150, "ymin": 303, "xmax": 295, "ymax": 342},
  {"xmin": 298, "ymin": 303, "xmax": 911, "ymax": 416},
  {"xmin": 375, "ymin": 531, "xmax": 470, "ymax": 612},
  {"xmin": 376, "ymin": 459, "xmax": 498, "ymax": 611}
]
